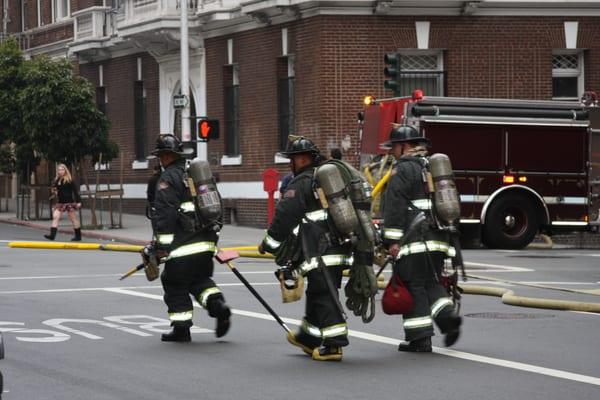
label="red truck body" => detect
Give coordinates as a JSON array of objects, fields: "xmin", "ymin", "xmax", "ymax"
[{"xmin": 360, "ymin": 94, "xmax": 600, "ymax": 248}]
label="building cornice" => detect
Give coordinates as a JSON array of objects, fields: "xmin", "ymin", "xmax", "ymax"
[{"xmin": 198, "ymin": 1, "xmax": 600, "ymax": 37}]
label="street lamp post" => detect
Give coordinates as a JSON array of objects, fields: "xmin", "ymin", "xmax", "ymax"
[{"xmin": 180, "ymin": 0, "xmax": 190, "ymax": 142}]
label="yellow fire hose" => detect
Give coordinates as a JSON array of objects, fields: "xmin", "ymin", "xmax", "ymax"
[
  {"xmin": 9, "ymin": 241, "xmax": 599, "ymax": 313},
  {"xmin": 459, "ymin": 284, "xmax": 600, "ymax": 313},
  {"xmin": 8, "ymin": 241, "xmax": 270, "ymax": 256},
  {"xmin": 371, "ymin": 167, "xmax": 392, "ymax": 200}
]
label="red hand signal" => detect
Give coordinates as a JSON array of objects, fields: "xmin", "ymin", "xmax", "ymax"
[{"xmin": 200, "ymin": 121, "xmax": 211, "ymax": 138}]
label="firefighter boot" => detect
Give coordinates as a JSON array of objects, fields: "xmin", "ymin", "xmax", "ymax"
[
  {"xmin": 161, "ymin": 322, "xmax": 191, "ymax": 342},
  {"xmin": 71, "ymin": 228, "xmax": 82, "ymax": 242},
  {"xmin": 398, "ymin": 336, "xmax": 432, "ymax": 353},
  {"xmin": 44, "ymin": 227, "xmax": 57, "ymax": 241},
  {"xmin": 312, "ymin": 346, "xmax": 343, "ymax": 362},
  {"xmin": 444, "ymin": 316, "xmax": 462, "ymax": 347},
  {"xmin": 286, "ymin": 331, "xmax": 316, "ymax": 356},
  {"xmin": 209, "ymin": 298, "xmax": 231, "ymax": 338}
]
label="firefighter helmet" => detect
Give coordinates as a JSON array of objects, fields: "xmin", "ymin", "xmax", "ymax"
[
  {"xmin": 151, "ymin": 134, "xmax": 193, "ymax": 156},
  {"xmin": 278, "ymin": 137, "xmax": 320, "ymax": 158},
  {"xmin": 382, "ymin": 124, "xmax": 430, "ymax": 148}
]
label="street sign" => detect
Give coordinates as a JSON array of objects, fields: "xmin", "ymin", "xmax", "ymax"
[{"xmin": 173, "ymin": 94, "xmax": 188, "ymax": 110}]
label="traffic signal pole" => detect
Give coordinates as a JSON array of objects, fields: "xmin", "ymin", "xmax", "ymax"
[{"xmin": 180, "ymin": 0, "xmax": 191, "ymax": 143}]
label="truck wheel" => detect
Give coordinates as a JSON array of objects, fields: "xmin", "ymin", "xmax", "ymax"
[{"xmin": 483, "ymin": 194, "xmax": 539, "ymax": 249}]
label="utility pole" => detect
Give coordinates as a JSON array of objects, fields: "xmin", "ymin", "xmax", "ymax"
[{"xmin": 180, "ymin": 0, "xmax": 190, "ymax": 142}]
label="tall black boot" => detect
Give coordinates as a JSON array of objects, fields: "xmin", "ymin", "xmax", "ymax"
[
  {"xmin": 44, "ymin": 227, "xmax": 57, "ymax": 241},
  {"xmin": 398, "ymin": 336, "xmax": 432, "ymax": 353},
  {"xmin": 71, "ymin": 228, "xmax": 81, "ymax": 242},
  {"xmin": 208, "ymin": 298, "xmax": 231, "ymax": 338},
  {"xmin": 161, "ymin": 322, "xmax": 191, "ymax": 342},
  {"xmin": 444, "ymin": 316, "xmax": 462, "ymax": 347}
]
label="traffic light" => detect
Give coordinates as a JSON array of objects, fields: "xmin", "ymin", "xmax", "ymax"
[
  {"xmin": 197, "ymin": 118, "xmax": 219, "ymax": 141},
  {"xmin": 384, "ymin": 53, "xmax": 400, "ymax": 96}
]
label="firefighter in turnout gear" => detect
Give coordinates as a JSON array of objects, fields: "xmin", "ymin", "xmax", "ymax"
[
  {"xmin": 149, "ymin": 134, "xmax": 231, "ymax": 342},
  {"xmin": 259, "ymin": 137, "xmax": 352, "ymax": 361},
  {"xmin": 383, "ymin": 125, "xmax": 462, "ymax": 352}
]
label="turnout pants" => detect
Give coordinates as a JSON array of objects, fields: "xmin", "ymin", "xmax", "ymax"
[
  {"xmin": 160, "ymin": 251, "xmax": 225, "ymax": 327},
  {"xmin": 296, "ymin": 265, "xmax": 349, "ymax": 348},
  {"xmin": 394, "ymin": 251, "xmax": 458, "ymax": 342}
]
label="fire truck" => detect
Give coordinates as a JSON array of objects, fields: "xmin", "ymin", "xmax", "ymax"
[{"xmin": 360, "ymin": 91, "xmax": 600, "ymax": 249}]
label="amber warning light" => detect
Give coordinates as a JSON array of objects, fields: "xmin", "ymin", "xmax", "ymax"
[
  {"xmin": 197, "ymin": 118, "xmax": 220, "ymax": 141},
  {"xmin": 503, "ymin": 175, "xmax": 515, "ymax": 184}
]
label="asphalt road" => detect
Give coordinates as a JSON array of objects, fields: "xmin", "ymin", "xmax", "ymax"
[{"xmin": 0, "ymin": 223, "xmax": 599, "ymax": 400}]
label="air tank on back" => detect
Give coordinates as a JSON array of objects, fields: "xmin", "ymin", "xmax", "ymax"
[
  {"xmin": 428, "ymin": 153, "xmax": 460, "ymax": 226},
  {"xmin": 314, "ymin": 163, "xmax": 359, "ymax": 237},
  {"xmin": 187, "ymin": 158, "xmax": 222, "ymax": 224}
]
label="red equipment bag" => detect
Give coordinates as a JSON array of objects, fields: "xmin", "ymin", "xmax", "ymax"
[{"xmin": 381, "ymin": 275, "xmax": 414, "ymax": 315}]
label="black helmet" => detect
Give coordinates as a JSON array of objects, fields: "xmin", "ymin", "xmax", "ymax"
[
  {"xmin": 381, "ymin": 124, "xmax": 430, "ymax": 148},
  {"xmin": 151, "ymin": 134, "xmax": 193, "ymax": 156},
  {"xmin": 278, "ymin": 137, "xmax": 320, "ymax": 158}
]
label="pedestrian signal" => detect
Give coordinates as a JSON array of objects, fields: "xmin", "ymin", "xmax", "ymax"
[{"xmin": 197, "ymin": 119, "xmax": 220, "ymax": 141}]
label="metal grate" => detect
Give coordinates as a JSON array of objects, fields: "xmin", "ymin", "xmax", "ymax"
[
  {"xmin": 400, "ymin": 55, "xmax": 439, "ymax": 71},
  {"xmin": 552, "ymin": 54, "xmax": 578, "ymax": 70}
]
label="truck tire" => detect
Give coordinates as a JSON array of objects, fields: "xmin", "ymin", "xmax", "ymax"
[{"xmin": 483, "ymin": 194, "xmax": 539, "ymax": 249}]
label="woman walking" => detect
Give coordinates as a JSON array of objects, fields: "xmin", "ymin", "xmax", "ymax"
[{"xmin": 44, "ymin": 164, "xmax": 82, "ymax": 241}]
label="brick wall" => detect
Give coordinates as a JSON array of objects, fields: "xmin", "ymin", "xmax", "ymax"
[
  {"xmin": 79, "ymin": 53, "xmax": 161, "ymax": 185},
  {"xmin": 6, "ymin": 0, "xmax": 21, "ymax": 33},
  {"xmin": 206, "ymin": 15, "xmax": 600, "ymax": 181},
  {"xmin": 202, "ymin": 14, "xmax": 600, "ymax": 224}
]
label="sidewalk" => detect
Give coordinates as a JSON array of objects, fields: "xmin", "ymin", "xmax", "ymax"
[
  {"xmin": 1, "ymin": 208, "xmax": 599, "ymax": 249},
  {"xmin": 0, "ymin": 210, "xmax": 266, "ymax": 247}
]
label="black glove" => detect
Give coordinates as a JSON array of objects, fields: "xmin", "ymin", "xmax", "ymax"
[
  {"xmin": 275, "ymin": 267, "xmax": 298, "ymax": 289},
  {"xmin": 143, "ymin": 243, "xmax": 167, "ymax": 265},
  {"xmin": 258, "ymin": 242, "xmax": 266, "ymax": 254}
]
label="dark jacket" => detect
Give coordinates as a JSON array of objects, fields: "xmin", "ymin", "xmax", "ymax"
[
  {"xmin": 262, "ymin": 166, "xmax": 352, "ymax": 275},
  {"xmin": 152, "ymin": 159, "xmax": 217, "ymax": 251},
  {"xmin": 53, "ymin": 179, "xmax": 81, "ymax": 204},
  {"xmin": 383, "ymin": 155, "xmax": 454, "ymax": 258}
]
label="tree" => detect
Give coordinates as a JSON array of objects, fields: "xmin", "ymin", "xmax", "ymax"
[
  {"xmin": 20, "ymin": 56, "xmax": 116, "ymax": 165},
  {"xmin": 0, "ymin": 39, "xmax": 28, "ymax": 176},
  {"xmin": 0, "ymin": 42, "xmax": 119, "ymax": 224}
]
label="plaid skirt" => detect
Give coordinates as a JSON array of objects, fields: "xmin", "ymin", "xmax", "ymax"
[{"xmin": 54, "ymin": 203, "xmax": 79, "ymax": 212}]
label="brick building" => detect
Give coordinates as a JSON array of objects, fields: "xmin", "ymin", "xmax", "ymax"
[{"xmin": 1, "ymin": 1, "xmax": 599, "ymax": 226}]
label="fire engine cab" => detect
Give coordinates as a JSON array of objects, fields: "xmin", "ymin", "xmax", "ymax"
[{"xmin": 360, "ymin": 91, "xmax": 600, "ymax": 249}]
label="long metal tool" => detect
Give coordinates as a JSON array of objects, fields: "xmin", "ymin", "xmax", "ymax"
[
  {"xmin": 215, "ymin": 250, "xmax": 291, "ymax": 334},
  {"xmin": 119, "ymin": 263, "xmax": 144, "ymax": 281}
]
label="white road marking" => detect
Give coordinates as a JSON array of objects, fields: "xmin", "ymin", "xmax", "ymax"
[
  {"xmin": 518, "ymin": 282, "xmax": 597, "ymax": 285},
  {"xmin": 0, "ymin": 282, "xmax": 278, "ymax": 295},
  {"xmin": 572, "ymin": 311, "xmax": 600, "ymax": 316},
  {"xmin": 465, "ymin": 262, "xmax": 534, "ymax": 272},
  {"xmin": 105, "ymin": 287, "xmax": 600, "ymax": 387},
  {"xmin": 0, "ymin": 271, "xmax": 276, "ymax": 281}
]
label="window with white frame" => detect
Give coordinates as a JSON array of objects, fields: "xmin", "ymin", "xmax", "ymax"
[
  {"xmin": 52, "ymin": 0, "xmax": 70, "ymax": 22},
  {"xmin": 37, "ymin": 0, "xmax": 41, "ymax": 26},
  {"xmin": 552, "ymin": 52, "xmax": 584, "ymax": 101},
  {"xmin": 397, "ymin": 52, "xmax": 445, "ymax": 96}
]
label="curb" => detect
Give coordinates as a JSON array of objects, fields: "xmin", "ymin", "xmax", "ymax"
[{"xmin": 0, "ymin": 218, "xmax": 147, "ymax": 246}]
